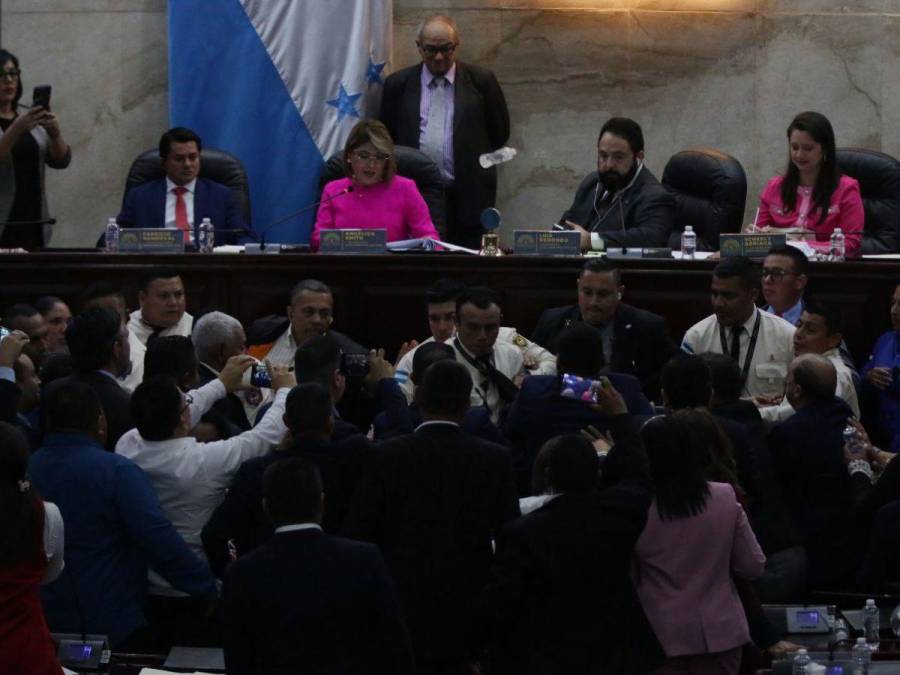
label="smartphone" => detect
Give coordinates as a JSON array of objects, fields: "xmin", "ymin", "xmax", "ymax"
[
  {"xmin": 340, "ymin": 352, "xmax": 370, "ymax": 378},
  {"xmin": 32, "ymin": 85, "xmax": 51, "ymax": 111},
  {"xmin": 0, "ymin": 326, "xmax": 9, "ymax": 340},
  {"xmin": 560, "ymin": 372, "xmax": 602, "ymax": 403},
  {"xmin": 250, "ymin": 362, "xmax": 271, "ymax": 388}
]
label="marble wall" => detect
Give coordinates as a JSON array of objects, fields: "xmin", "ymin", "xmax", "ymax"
[{"xmin": 3, "ymin": 0, "xmax": 898, "ymax": 246}]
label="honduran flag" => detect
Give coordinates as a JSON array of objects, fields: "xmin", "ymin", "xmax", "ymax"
[{"xmin": 169, "ymin": 1, "xmax": 392, "ymax": 243}]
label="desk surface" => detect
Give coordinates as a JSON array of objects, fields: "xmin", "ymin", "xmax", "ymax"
[{"xmin": 0, "ymin": 251, "xmax": 895, "ymax": 361}]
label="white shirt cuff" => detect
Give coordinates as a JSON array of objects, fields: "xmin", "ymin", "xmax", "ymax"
[
  {"xmin": 0, "ymin": 366, "xmax": 13, "ymax": 382},
  {"xmin": 590, "ymin": 232, "xmax": 605, "ymax": 251}
]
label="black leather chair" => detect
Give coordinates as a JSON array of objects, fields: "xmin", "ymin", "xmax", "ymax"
[
  {"xmin": 317, "ymin": 145, "xmax": 446, "ymax": 238},
  {"xmin": 123, "ymin": 147, "xmax": 252, "ymax": 225},
  {"xmin": 661, "ymin": 148, "xmax": 747, "ymax": 251},
  {"xmin": 837, "ymin": 148, "xmax": 900, "ymax": 254}
]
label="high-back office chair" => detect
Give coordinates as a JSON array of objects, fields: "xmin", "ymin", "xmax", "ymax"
[
  {"xmin": 661, "ymin": 148, "xmax": 747, "ymax": 251},
  {"xmin": 837, "ymin": 148, "xmax": 900, "ymax": 254},
  {"xmin": 318, "ymin": 145, "xmax": 446, "ymax": 238}
]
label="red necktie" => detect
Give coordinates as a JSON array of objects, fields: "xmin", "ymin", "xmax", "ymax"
[{"xmin": 173, "ymin": 186, "xmax": 190, "ymax": 243}]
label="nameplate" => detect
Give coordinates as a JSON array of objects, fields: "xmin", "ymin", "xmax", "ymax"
[
  {"xmin": 719, "ymin": 233, "xmax": 786, "ymax": 258},
  {"xmin": 319, "ymin": 229, "xmax": 386, "ymax": 254},
  {"xmin": 513, "ymin": 230, "xmax": 581, "ymax": 256},
  {"xmin": 118, "ymin": 228, "xmax": 185, "ymax": 253}
]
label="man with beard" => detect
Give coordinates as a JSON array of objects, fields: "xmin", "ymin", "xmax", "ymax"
[{"xmin": 559, "ymin": 117, "xmax": 675, "ymax": 250}]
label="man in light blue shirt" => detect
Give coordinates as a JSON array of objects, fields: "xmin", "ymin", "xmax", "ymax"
[{"xmin": 761, "ymin": 245, "xmax": 808, "ymax": 325}]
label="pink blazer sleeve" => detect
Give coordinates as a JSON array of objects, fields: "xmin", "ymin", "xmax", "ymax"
[
  {"xmin": 731, "ymin": 501, "xmax": 766, "ymax": 580},
  {"xmin": 755, "ymin": 177, "xmax": 781, "ymax": 228},
  {"xmin": 311, "ymin": 182, "xmax": 340, "ymax": 251},
  {"xmin": 838, "ymin": 177, "xmax": 864, "ymax": 258},
  {"xmin": 402, "ymin": 179, "xmax": 440, "ymax": 241}
]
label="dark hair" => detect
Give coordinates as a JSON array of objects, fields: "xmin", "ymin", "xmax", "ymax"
[
  {"xmin": 294, "ymin": 334, "xmax": 341, "ymax": 387},
  {"xmin": 780, "ymin": 111, "xmax": 840, "ymax": 225},
  {"xmin": 532, "ymin": 434, "xmax": 599, "ymax": 495},
  {"xmin": 284, "ymin": 383, "xmax": 333, "ymax": 437},
  {"xmin": 0, "ymin": 50, "xmax": 23, "ymax": 110},
  {"xmin": 159, "ymin": 127, "xmax": 202, "ymax": 159},
  {"xmin": 713, "ymin": 255, "xmax": 760, "ymax": 291},
  {"xmin": 661, "ymin": 353, "xmax": 711, "ymax": 410},
  {"xmin": 792, "ymin": 355, "xmax": 836, "ymax": 403},
  {"xmin": 263, "ymin": 458, "xmax": 323, "ymax": 527},
  {"xmin": 455, "ymin": 286, "xmax": 501, "ymax": 318},
  {"xmin": 700, "ymin": 352, "xmax": 743, "ymax": 403},
  {"xmin": 425, "ymin": 278, "xmax": 466, "ymax": 305},
  {"xmin": 2, "ymin": 303, "xmax": 39, "ymax": 329},
  {"xmin": 675, "ymin": 409, "xmax": 741, "ymax": 494},
  {"xmin": 130, "ymin": 375, "xmax": 183, "ymax": 441},
  {"xmin": 598, "ymin": 117, "xmax": 644, "ymax": 155},
  {"xmin": 640, "ymin": 415, "xmax": 710, "ymax": 521},
  {"xmin": 411, "ymin": 341, "xmax": 455, "ymax": 385},
  {"xmin": 78, "ymin": 281, "xmax": 126, "ymax": 312},
  {"xmin": 138, "ymin": 267, "xmax": 181, "ymax": 293},
  {"xmin": 65, "ymin": 307, "xmax": 121, "ymax": 374},
  {"xmin": 802, "ymin": 299, "xmax": 843, "ymax": 336},
  {"xmin": 766, "ymin": 245, "xmax": 809, "ymax": 276},
  {"xmin": 44, "ymin": 379, "xmax": 102, "ymax": 434},
  {"xmin": 40, "ymin": 351, "xmax": 74, "ymax": 386},
  {"xmin": 0, "ymin": 422, "xmax": 40, "ymax": 566},
  {"xmin": 556, "ymin": 323, "xmax": 605, "ymax": 376},
  {"xmin": 289, "ymin": 279, "xmax": 332, "ymax": 304},
  {"xmin": 34, "ymin": 296, "xmax": 65, "ymax": 316},
  {"xmin": 418, "ymin": 360, "xmax": 472, "ymax": 417},
  {"xmin": 144, "ymin": 335, "xmax": 197, "ymax": 389},
  {"xmin": 580, "ymin": 257, "xmax": 621, "ymax": 284}
]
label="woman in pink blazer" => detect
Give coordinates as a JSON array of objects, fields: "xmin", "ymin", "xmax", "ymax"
[
  {"xmin": 755, "ymin": 111, "xmax": 864, "ymax": 258},
  {"xmin": 634, "ymin": 413, "xmax": 766, "ymax": 675}
]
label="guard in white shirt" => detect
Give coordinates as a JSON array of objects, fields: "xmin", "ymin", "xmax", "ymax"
[{"xmin": 682, "ymin": 256, "xmax": 794, "ymax": 399}]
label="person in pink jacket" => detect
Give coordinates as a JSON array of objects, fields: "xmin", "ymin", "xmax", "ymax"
[
  {"xmin": 755, "ymin": 111, "xmax": 864, "ymax": 258},
  {"xmin": 312, "ymin": 119, "xmax": 440, "ymax": 251},
  {"xmin": 633, "ymin": 413, "xmax": 766, "ymax": 675}
]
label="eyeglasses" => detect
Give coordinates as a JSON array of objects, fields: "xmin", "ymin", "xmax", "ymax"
[
  {"xmin": 761, "ymin": 267, "xmax": 798, "ymax": 281},
  {"xmin": 353, "ymin": 151, "xmax": 391, "ymax": 162},
  {"xmin": 418, "ymin": 42, "xmax": 457, "ymax": 57},
  {"xmin": 0, "ymin": 69, "xmax": 20, "ymax": 81}
]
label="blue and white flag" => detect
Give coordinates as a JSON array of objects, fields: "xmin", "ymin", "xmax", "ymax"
[{"xmin": 169, "ymin": 1, "xmax": 391, "ymax": 243}]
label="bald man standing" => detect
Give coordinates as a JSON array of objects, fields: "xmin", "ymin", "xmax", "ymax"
[{"xmin": 379, "ymin": 14, "xmax": 510, "ymax": 248}]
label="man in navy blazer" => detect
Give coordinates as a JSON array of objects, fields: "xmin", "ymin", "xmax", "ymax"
[
  {"xmin": 116, "ymin": 127, "xmax": 243, "ymax": 245},
  {"xmin": 223, "ymin": 456, "xmax": 414, "ymax": 675}
]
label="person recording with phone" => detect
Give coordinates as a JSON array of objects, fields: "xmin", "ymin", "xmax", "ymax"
[
  {"xmin": 0, "ymin": 49, "xmax": 71, "ymax": 250},
  {"xmin": 557, "ymin": 117, "xmax": 674, "ymax": 251}
]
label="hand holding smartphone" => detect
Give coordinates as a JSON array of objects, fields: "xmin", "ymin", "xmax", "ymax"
[{"xmin": 32, "ymin": 85, "xmax": 51, "ymax": 112}]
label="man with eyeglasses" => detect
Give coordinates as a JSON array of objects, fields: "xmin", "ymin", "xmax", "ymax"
[
  {"xmin": 761, "ymin": 245, "xmax": 809, "ymax": 324},
  {"xmin": 116, "ymin": 126, "xmax": 245, "ymax": 246},
  {"xmin": 559, "ymin": 116, "xmax": 675, "ymax": 251},
  {"xmin": 379, "ymin": 14, "xmax": 510, "ymax": 248}
]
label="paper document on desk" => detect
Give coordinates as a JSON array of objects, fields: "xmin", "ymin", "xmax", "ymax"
[
  {"xmin": 164, "ymin": 646, "xmax": 225, "ymax": 670},
  {"xmin": 386, "ymin": 237, "xmax": 479, "ymax": 255}
]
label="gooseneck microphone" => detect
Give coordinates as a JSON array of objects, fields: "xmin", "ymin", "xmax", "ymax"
[
  {"xmin": 253, "ymin": 186, "xmax": 355, "ymax": 250},
  {"xmin": 0, "ymin": 217, "xmax": 57, "ymax": 227},
  {"xmin": 617, "ymin": 196, "xmax": 627, "ymax": 254}
]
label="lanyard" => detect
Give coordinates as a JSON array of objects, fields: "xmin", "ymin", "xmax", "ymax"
[{"xmin": 719, "ymin": 311, "xmax": 762, "ymax": 385}]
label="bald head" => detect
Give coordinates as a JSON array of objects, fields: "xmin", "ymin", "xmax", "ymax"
[
  {"xmin": 416, "ymin": 15, "xmax": 460, "ymax": 77},
  {"xmin": 786, "ymin": 353, "xmax": 836, "ymax": 408}
]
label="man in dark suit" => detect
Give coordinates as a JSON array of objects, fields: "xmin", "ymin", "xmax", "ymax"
[
  {"xmin": 223, "ymin": 457, "xmax": 414, "ymax": 675},
  {"xmin": 483, "ymin": 383, "xmax": 665, "ymax": 675},
  {"xmin": 379, "ymin": 14, "xmax": 510, "ymax": 248},
  {"xmin": 116, "ymin": 127, "xmax": 243, "ymax": 245},
  {"xmin": 49, "ymin": 307, "xmax": 133, "ymax": 451},
  {"xmin": 531, "ymin": 257, "xmax": 677, "ymax": 400},
  {"xmin": 344, "ymin": 359, "xmax": 519, "ymax": 674},
  {"xmin": 506, "ymin": 322, "xmax": 653, "ymax": 494}
]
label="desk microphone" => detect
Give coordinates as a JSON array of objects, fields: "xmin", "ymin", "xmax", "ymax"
[
  {"xmin": 0, "ymin": 217, "xmax": 56, "ymax": 227},
  {"xmin": 252, "ymin": 186, "xmax": 354, "ymax": 250},
  {"xmin": 617, "ymin": 196, "xmax": 627, "ymax": 255}
]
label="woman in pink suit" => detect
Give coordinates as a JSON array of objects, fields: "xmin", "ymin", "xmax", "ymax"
[
  {"xmin": 633, "ymin": 413, "xmax": 766, "ymax": 675},
  {"xmin": 755, "ymin": 111, "xmax": 864, "ymax": 258},
  {"xmin": 312, "ymin": 119, "xmax": 440, "ymax": 251}
]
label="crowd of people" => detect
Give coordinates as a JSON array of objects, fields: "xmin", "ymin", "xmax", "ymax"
[{"xmin": 1, "ymin": 244, "xmax": 899, "ymax": 675}]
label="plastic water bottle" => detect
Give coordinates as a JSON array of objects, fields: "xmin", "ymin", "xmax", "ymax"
[
  {"xmin": 104, "ymin": 218, "xmax": 119, "ymax": 253},
  {"xmin": 479, "ymin": 146, "xmax": 517, "ymax": 168},
  {"xmin": 830, "ymin": 227, "xmax": 846, "ymax": 261},
  {"xmin": 864, "ymin": 598, "xmax": 880, "ymax": 651},
  {"xmin": 890, "ymin": 601, "xmax": 900, "ymax": 636},
  {"xmin": 844, "ymin": 425, "xmax": 865, "ymax": 456},
  {"xmin": 852, "ymin": 637, "xmax": 871, "ymax": 673},
  {"xmin": 198, "ymin": 217, "xmax": 215, "ymax": 253},
  {"xmin": 792, "ymin": 648, "xmax": 812, "ymax": 674},
  {"xmin": 833, "ymin": 616, "xmax": 851, "ymax": 650},
  {"xmin": 681, "ymin": 225, "xmax": 697, "ymax": 260}
]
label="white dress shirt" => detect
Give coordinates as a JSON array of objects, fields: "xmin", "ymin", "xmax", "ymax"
[
  {"xmin": 274, "ymin": 523, "xmax": 322, "ymax": 535},
  {"xmin": 759, "ymin": 347, "xmax": 860, "ymax": 424},
  {"xmin": 450, "ymin": 337, "xmax": 524, "ymax": 424},
  {"xmin": 681, "ymin": 307, "xmax": 795, "ymax": 399},
  {"xmin": 121, "ymin": 308, "xmax": 194, "ymax": 392},
  {"xmin": 165, "ymin": 177, "xmax": 197, "ymax": 241},
  {"xmin": 42, "ymin": 501, "xmax": 65, "ymax": 584},
  {"xmin": 262, "ymin": 326, "xmax": 299, "ymax": 368},
  {"xmin": 116, "ymin": 385, "xmax": 290, "ymax": 595}
]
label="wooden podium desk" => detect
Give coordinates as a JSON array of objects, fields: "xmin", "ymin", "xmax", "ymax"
[{"xmin": 0, "ymin": 250, "xmax": 895, "ymax": 360}]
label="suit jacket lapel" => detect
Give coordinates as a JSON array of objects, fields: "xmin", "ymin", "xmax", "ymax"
[
  {"xmin": 404, "ymin": 67, "xmax": 422, "ymax": 148},
  {"xmin": 152, "ymin": 179, "xmax": 168, "ymax": 229},
  {"xmin": 612, "ymin": 305, "xmax": 633, "ymax": 369}
]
